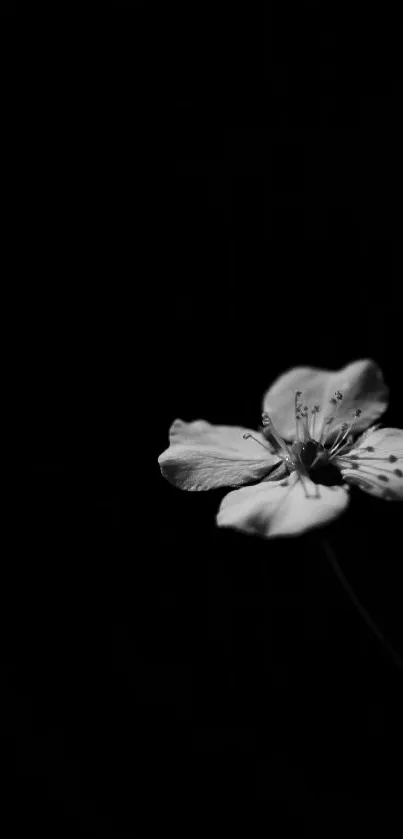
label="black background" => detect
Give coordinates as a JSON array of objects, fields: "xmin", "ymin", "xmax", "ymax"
[{"xmin": 3, "ymin": 6, "xmax": 403, "ymax": 834}]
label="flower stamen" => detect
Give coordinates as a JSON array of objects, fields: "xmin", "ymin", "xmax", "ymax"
[
  {"xmin": 294, "ymin": 390, "xmax": 302, "ymax": 441},
  {"xmin": 309, "ymin": 403, "xmax": 321, "ymax": 439},
  {"xmin": 300, "ymin": 404, "xmax": 310, "ymax": 443},
  {"xmin": 318, "ymin": 416, "xmax": 335, "ymax": 447},
  {"xmin": 242, "ymin": 433, "xmax": 273, "ymax": 453},
  {"xmin": 297, "ymin": 469, "xmax": 320, "ymax": 498},
  {"xmin": 261, "ymin": 412, "xmax": 291, "ymax": 458},
  {"xmin": 329, "ymin": 408, "xmax": 362, "ymax": 458},
  {"xmin": 328, "ymin": 422, "xmax": 349, "ymax": 454},
  {"xmin": 318, "ymin": 391, "xmax": 344, "ymax": 446}
]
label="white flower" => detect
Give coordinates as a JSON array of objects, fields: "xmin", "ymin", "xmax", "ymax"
[{"xmin": 158, "ymin": 359, "xmax": 403, "ymax": 538}]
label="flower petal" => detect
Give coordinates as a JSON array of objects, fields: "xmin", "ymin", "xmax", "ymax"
[
  {"xmin": 335, "ymin": 427, "xmax": 403, "ymax": 500},
  {"xmin": 262, "ymin": 359, "xmax": 389, "ymax": 444},
  {"xmin": 158, "ymin": 418, "xmax": 281, "ymax": 491},
  {"xmin": 216, "ymin": 472, "xmax": 350, "ymax": 538}
]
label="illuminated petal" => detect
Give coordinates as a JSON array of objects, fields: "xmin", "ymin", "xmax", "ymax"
[
  {"xmin": 158, "ymin": 418, "xmax": 281, "ymax": 491},
  {"xmin": 262, "ymin": 359, "xmax": 389, "ymax": 444},
  {"xmin": 335, "ymin": 427, "xmax": 403, "ymax": 500},
  {"xmin": 216, "ymin": 472, "xmax": 350, "ymax": 538}
]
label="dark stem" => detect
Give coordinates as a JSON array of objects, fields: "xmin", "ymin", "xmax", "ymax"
[{"xmin": 322, "ymin": 539, "xmax": 403, "ymax": 672}]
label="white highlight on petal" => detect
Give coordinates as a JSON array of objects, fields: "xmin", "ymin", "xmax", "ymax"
[{"xmin": 216, "ymin": 472, "xmax": 350, "ymax": 538}]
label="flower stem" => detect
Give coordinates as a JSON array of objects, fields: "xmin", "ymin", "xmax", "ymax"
[{"xmin": 321, "ymin": 539, "xmax": 403, "ymax": 672}]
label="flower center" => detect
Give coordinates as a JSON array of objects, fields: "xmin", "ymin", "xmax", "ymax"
[
  {"xmin": 243, "ymin": 386, "xmax": 365, "ymax": 486},
  {"xmin": 291, "ymin": 439, "xmax": 324, "ymax": 468},
  {"xmin": 258, "ymin": 389, "xmax": 363, "ymax": 476}
]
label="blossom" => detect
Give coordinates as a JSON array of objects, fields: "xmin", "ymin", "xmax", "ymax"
[{"xmin": 158, "ymin": 360, "xmax": 403, "ymax": 538}]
